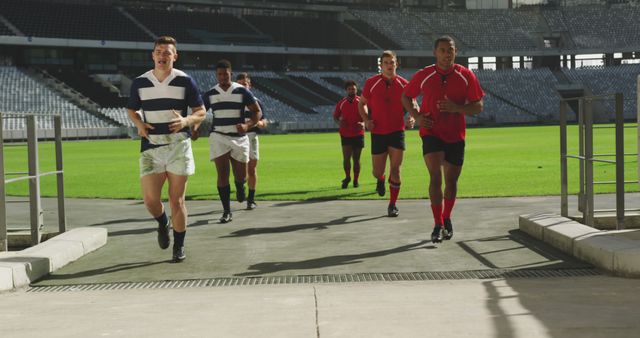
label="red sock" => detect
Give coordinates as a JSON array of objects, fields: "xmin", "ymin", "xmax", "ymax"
[
  {"xmin": 378, "ymin": 174, "xmax": 385, "ymax": 182},
  {"xmin": 353, "ymin": 168, "xmax": 360, "ymax": 182},
  {"xmin": 344, "ymin": 168, "xmax": 351, "ymax": 179},
  {"xmin": 389, "ymin": 180, "xmax": 400, "ymax": 206},
  {"xmin": 443, "ymin": 198, "xmax": 456, "ymax": 220},
  {"xmin": 431, "ymin": 204, "xmax": 443, "ymax": 226}
]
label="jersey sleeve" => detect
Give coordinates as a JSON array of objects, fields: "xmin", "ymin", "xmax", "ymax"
[
  {"xmin": 242, "ymin": 88, "xmax": 257, "ymax": 106},
  {"xmin": 403, "ymin": 70, "xmax": 423, "ymax": 99},
  {"xmin": 361, "ymin": 78, "xmax": 372, "ymax": 100},
  {"xmin": 127, "ymin": 80, "xmax": 141, "ymax": 110},
  {"xmin": 186, "ymin": 77, "xmax": 204, "ymax": 108},
  {"xmin": 332, "ymin": 100, "xmax": 342, "ymax": 119},
  {"xmin": 466, "ymin": 71, "xmax": 485, "ymax": 102}
]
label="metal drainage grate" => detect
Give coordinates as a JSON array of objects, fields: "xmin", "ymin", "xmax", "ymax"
[{"xmin": 28, "ymin": 268, "xmax": 601, "ymax": 293}]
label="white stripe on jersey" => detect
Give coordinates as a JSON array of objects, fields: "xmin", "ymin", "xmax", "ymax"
[
  {"xmin": 208, "ymin": 93, "xmax": 243, "ymax": 104},
  {"xmin": 214, "ymin": 109, "xmax": 243, "ymax": 119},
  {"xmin": 144, "ymin": 109, "xmax": 178, "ymax": 124},
  {"xmin": 369, "ymin": 78, "xmax": 384, "ymax": 93},
  {"xmin": 420, "ymin": 71, "xmax": 437, "ymax": 90},
  {"xmin": 454, "ymin": 69, "xmax": 469, "ymax": 86},
  {"xmin": 139, "ymin": 85, "xmax": 186, "ymax": 101},
  {"xmin": 214, "ymin": 125, "xmax": 238, "ymax": 134}
]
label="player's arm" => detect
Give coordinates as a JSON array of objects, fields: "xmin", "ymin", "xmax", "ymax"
[
  {"xmin": 128, "ymin": 108, "xmax": 153, "ymax": 139},
  {"xmin": 169, "ymin": 105, "xmax": 206, "ymax": 133},
  {"xmin": 238, "ymin": 102, "xmax": 262, "ymax": 133},
  {"xmin": 437, "ymin": 98, "xmax": 483, "ymax": 116},
  {"xmin": 357, "ymin": 96, "xmax": 374, "ymax": 131},
  {"xmin": 401, "ymin": 93, "xmax": 419, "ymax": 119}
]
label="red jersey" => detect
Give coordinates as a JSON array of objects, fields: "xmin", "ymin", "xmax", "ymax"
[
  {"xmin": 403, "ymin": 64, "xmax": 484, "ymax": 143},
  {"xmin": 333, "ymin": 95, "xmax": 364, "ymax": 137},
  {"xmin": 362, "ymin": 74, "xmax": 408, "ymax": 135}
]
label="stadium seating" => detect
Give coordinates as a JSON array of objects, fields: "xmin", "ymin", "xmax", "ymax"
[
  {"xmin": 0, "ymin": 0, "xmax": 150, "ymax": 42},
  {"xmin": 0, "ymin": 66, "xmax": 114, "ymax": 130},
  {"xmin": 562, "ymin": 64, "xmax": 640, "ymax": 119}
]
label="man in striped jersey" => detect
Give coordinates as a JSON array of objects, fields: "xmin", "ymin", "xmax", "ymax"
[
  {"xmin": 333, "ymin": 80, "xmax": 364, "ymax": 189},
  {"xmin": 127, "ymin": 36, "xmax": 206, "ymax": 262},
  {"xmin": 203, "ymin": 60, "xmax": 262, "ymax": 223},
  {"xmin": 402, "ymin": 36, "xmax": 484, "ymax": 243},
  {"xmin": 359, "ymin": 50, "xmax": 415, "ymax": 218},
  {"xmin": 236, "ymin": 72, "xmax": 267, "ymax": 210}
]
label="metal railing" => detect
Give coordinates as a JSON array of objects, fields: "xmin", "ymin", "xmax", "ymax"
[
  {"xmin": 559, "ymin": 93, "xmax": 638, "ymax": 230},
  {"xmin": 0, "ymin": 113, "xmax": 66, "ymax": 251}
]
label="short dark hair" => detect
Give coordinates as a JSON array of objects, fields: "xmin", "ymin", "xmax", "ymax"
[
  {"xmin": 434, "ymin": 35, "xmax": 456, "ymax": 49},
  {"xmin": 154, "ymin": 36, "xmax": 177, "ymax": 49},
  {"xmin": 344, "ymin": 80, "xmax": 357, "ymax": 89},
  {"xmin": 216, "ymin": 59, "xmax": 232, "ymax": 70},
  {"xmin": 236, "ymin": 72, "xmax": 250, "ymax": 81}
]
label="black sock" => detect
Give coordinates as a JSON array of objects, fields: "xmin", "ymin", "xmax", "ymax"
[
  {"xmin": 154, "ymin": 212, "xmax": 168, "ymax": 227},
  {"xmin": 248, "ymin": 189, "xmax": 256, "ymax": 202},
  {"xmin": 173, "ymin": 230, "xmax": 186, "ymax": 248},
  {"xmin": 218, "ymin": 185, "xmax": 231, "ymax": 212}
]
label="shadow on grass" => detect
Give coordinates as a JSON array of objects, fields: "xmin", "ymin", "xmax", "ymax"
[{"xmin": 235, "ymin": 240, "xmax": 432, "ymax": 276}]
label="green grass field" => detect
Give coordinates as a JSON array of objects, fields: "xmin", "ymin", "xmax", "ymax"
[{"xmin": 3, "ymin": 124, "xmax": 638, "ymax": 200}]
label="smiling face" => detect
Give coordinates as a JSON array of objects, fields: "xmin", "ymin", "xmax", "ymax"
[
  {"xmin": 152, "ymin": 43, "xmax": 177, "ymax": 71},
  {"xmin": 434, "ymin": 40, "xmax": 456, "ymax": 70}
]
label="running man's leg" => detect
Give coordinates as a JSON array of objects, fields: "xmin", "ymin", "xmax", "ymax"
[
  {"xmin": 141, "ymin": 173, "xmax": 167, "ymax": 219},
  {"xmin": 214, "ymin": 152, "xmax": 233, "ymax": 222},
  {"xmin": 167, "ymin": 172, "xmax": 188, "ymax": 261},
  {"xmin": 387, "ymin": 146, "xmax": 403, "ymax": 216},
  {"xmin": 341, "ymin": 145, "xmax": 353, "ymax": 188},
  {"xmin": 372, "ymin": 152, "xmax": 388, "ymax": 196},
  {"xmin": 247, "ymin": 159, "xmax": 258, "ymax": 191},
  {"xmin": 231, "ymin": 157, "xmax": 248, "ymax": 202},
  {"xmin": 352, "ymin": 145, "xmax": 362, "ymax": 187}
]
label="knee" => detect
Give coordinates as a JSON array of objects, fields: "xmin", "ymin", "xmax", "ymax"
[
  {"xmin": 389, "ymin": 166, "xmax": 400, "ymax": 178},
  {"xmin": 143, "ymin": 194, "xmax": 160, "ymax": 209},
  {"xmin": 168, "ymin": 196, "xmax": 185, "ymax": 212}
]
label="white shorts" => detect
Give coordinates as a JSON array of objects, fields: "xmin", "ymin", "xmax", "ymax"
[
  {"xmin": 247, "ymin": 132, "xmax": 260, "ymax": 161},
  {"xmin": 139, "ymin": 139, "xmax": 195, "ymax": 177},
  {"xmin": 209, "ymin": 132, "xmax": 250, "ymax": 163}
]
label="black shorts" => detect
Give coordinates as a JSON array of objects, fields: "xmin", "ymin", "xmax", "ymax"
[
  {"xmin": 341, "ymin": 135, "xmax": 365, "ymax": 149},
  {"xmin": 422, "ymin": 135, "xmax": 465, "ymax": 166},
  {"xmin": 371, "ymin": 131, "xmax": 405, "ymax": 155}
]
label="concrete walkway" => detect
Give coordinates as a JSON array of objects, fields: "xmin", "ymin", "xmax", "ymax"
[{"xmin": 1, "ymin": 194, "xmax": 639, "ymax": 337}]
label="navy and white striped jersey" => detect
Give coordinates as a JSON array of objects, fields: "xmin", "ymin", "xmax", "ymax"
[
  {"xmin": 202, "ymin": 82, "xmax": 256, "ymax": 136},
  {"xmin": 244, "ymin": 99, "xmax": 265, "ymax": 134},
  {"xmin": 128, "ymin": 69, "xmax": 203, "ymax": 152}
]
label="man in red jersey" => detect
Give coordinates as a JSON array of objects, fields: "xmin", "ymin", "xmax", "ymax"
[
  {"xmin": 333, "ymin": 80, "xmax": 364, "ymax": 189},
  {"xmin": 402, "ymin": 36, "xmax": 484, "ymax": 243},
  {"xmin": 359, "ymin": 50, "xmax": 415, "ymax": 217}
]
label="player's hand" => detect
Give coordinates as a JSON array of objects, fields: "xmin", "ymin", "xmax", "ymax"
[
  {"xmin": 365, "ymin": 120, "xmax": 375, "ymax": 131},
  {"xmin": 437, "ymin": 98, "xmax": 460, "ymax": 114},
  {"xmin": 236, "ymin": 123, "xmax": 249, "ymax": 134},
  {"xmin": 419, "ymin": 113, "xmax": 434, "ymax": 129},
  {"xmin": 357, "ymin": 121, "xmax": 365, "ymax": 130},
  {"xmin": 136, "ymin": 121, "xmax": 154, "ymax": 139},
  {"xmin": 405, "ymin": 116, "xmax": 415, "ymax": 129},
  {"xmin": 169, "ymin": 109, "xmax": 188, "ymax": 133}
]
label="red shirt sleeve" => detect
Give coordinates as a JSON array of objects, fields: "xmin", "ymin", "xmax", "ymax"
[
  {"xmin": 333, "ymin": 100, "xmax": 342, "ymax": 119},
  {"xmin": 465, "ymin": 70, "xmax": 484, "ymax": 102},
  {"xmin": 361, "ymin": 77, "xmax": 373, "ymax": 101},
  {"xmin": 403, "ymin": 70, "xmax": 423, "ymax": 99}
]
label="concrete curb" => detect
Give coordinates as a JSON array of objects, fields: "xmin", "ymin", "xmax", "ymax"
[
  {"xmin": 0, "ymin": 227, "xmax": 107, "ymax": 292},
  {"xmin": 519, "ymin": 213, "xmax": 640, "ymax": 277}
]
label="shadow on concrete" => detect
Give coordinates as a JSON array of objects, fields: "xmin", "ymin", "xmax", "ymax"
[
  {"xmin": 39, "ymin": 261, "xmax": 168, "ymax": 281},
  {"xmin": 457, "ymin": 230, "xmax": 590, "ymax": 270},
  {"xmin": 234, "ymin": 240, "xmax": 432, "ymax": 276},
  {"xmin": 220, "ymin": 214, "xmax": 386, "ymax": 238}
]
